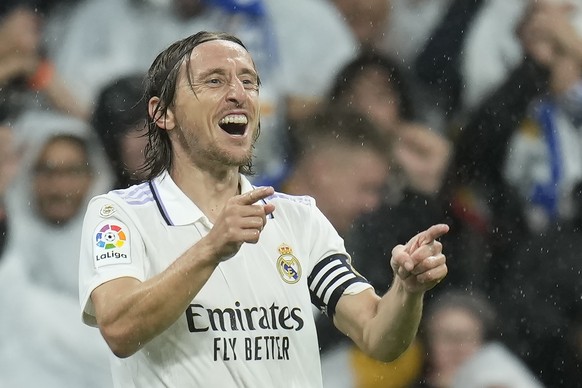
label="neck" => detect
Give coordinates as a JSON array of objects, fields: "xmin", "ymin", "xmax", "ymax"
[{"xmin": 170, "ymin": 162, "xmax": 240, "ymax": 223}]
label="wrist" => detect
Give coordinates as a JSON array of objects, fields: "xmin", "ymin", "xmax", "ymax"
[
  {"xmin": 392, "ymin": 276, "xmax": 425, "ymax": 299},
  {"xmin": 191, "ymin": 238, "xmax": 224, "ymax": 268}
]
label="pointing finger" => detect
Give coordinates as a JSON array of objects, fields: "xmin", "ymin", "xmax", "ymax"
[
  {"xmin": 406, "ymin": 224, "xmax": 449, "ymax": 252},
  {"xmin": 238, "ymin": 186, "xmax": 274, "ymax": 205},
  {"xmin": 421, "ymin": 224, "xmax": 450, "ymax": 244}
]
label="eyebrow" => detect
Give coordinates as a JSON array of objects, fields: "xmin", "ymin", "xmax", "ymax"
[{"xmin": 196, "ymin": 67, "xmax": 258, "ymax": 81}]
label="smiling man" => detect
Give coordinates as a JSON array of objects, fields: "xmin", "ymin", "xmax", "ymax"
[{"xmin": 78, "ymin": 31, "xmax": 450, "ymax": 388}]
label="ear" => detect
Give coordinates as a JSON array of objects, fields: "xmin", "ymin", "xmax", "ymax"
[{"xmin": 148, "ymin": 96, "xmax": 176, "ymax": 130}]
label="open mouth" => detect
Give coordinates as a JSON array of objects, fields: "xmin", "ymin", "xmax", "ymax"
[{"xmin": 219, "ymin": 114, "xmax": 248, "ymax": 136}]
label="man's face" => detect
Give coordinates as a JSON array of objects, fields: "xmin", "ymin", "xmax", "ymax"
[
  {"xmin": 428, "ymin": 307, "xmax": 484, "ymax": 378},
  {"xmin": 168, "ymin": 40, "xmax": 260, "ymax": 171},
  {"xmin": 350, "ymin": 67, "xmax": 401, "ymax": 135},
  {"xmin": 312, "ymin": 148, "xmax": 388, "ymax": 236},
  {"xmin": 33, "ymin": 137, "xmax": 93, "ymax": 225}
]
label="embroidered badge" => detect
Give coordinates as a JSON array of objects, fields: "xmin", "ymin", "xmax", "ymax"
[
  {"xmin": 277, "ymin": 243, "xmax": 301, "ymax": 284},
  {"xmin": 93, "ymin": 220, "xmax": 131, "ymax": 268},
  {"xmin": 99, "ymin": 203, "xmax": 116, "ymax": 218}
]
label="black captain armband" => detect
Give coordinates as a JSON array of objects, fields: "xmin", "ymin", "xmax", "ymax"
[{"xmin": 308, "ymin": 254, "xmax": 369, "ymax": 317}]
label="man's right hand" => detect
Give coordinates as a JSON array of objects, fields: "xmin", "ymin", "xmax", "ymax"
[{"xmin": 204, "ymin": 186, "xmax": 275, "ymax": 261}]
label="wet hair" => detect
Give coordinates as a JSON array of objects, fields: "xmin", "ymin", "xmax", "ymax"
[
  {"xmin": 92, "ymin": 73, "xmax": 147, "ymax": 188},
  {"xmin": 0, "ymin": 0, "xmax": 39, "ymax": 17},
  {"xmin": 293, "ymin": 106, "xmax": 392, "ymax": 161},
  {"xmin": 423, "ymin": 290, "xmax": 498, "ymax": 342},
  {"xmin": 34, "ymin": 134, "xmax": 93, "ymax": 175},
  {"xmin": 142, "ymin": 31, "xmax": 260, "ymax": 180},
  {"xmin": 328, "ymin": 50, "xmax": 415, "ymax": 121}
]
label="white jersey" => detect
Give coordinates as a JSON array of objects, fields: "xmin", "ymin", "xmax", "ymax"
[{"xmin": 79, "ymin": 171, "xmax": 371, "ymax": 388}]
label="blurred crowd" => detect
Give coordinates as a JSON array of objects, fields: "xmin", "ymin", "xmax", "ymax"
[{"xmin": 1, "ymin": 0, "xmax": 581, "ymax": 387}]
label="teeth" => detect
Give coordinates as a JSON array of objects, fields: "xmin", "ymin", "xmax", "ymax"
[{"xmin": 219, "ymin": 114, "xmax": 248, "ymax": 125}]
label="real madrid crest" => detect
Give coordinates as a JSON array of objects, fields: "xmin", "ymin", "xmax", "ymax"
[
  {"xmin": 277, "ymin": 243, "xmax": 302, "ymax": 284},
  {"xmin": 99, "ymin": 203, "xmax": 116, "ymax": 218}
]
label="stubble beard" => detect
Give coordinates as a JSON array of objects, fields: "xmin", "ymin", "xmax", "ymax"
[
  {"xmin": 177, "ymin": 125, "xmax": 255, "ymax": 170},
  {"xmin": 202, "ymin": 144, "xmax": 253, "ymax": 168}
]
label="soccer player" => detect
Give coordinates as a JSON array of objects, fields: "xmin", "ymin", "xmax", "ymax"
[{"xmin": 78, "ymin": 31, "xmax": 449, "ymax": 387}]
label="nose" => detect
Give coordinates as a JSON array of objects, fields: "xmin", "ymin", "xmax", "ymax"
[{"xmin": 225, "ymin": 79, "xmax": 247, "ymax": 106}]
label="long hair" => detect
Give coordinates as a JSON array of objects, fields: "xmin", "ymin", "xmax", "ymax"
[
  {"xmin": 328, "ymin": 50, "xmax": 415, "ymax": 121},
  {"xmin": 140, "ymin": 31, "xmax": 261, "ymax": 180},
  {"xmin": 92, "ymin": 73, "xmax": 147, "ymax": 189}
]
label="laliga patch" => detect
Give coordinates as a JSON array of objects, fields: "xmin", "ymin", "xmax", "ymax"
[
  {"xmin": 93, "ymin": 220, "xmax": 131, "ymax": 268},
  {"xmin": 99, "ymin": 203, "xmax": 116, "ymax": 218}
]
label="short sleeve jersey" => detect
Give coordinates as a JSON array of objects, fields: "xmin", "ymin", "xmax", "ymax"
[{"xmin": 79, "ymin": 171, "xmax": 372, "ymax": 388}]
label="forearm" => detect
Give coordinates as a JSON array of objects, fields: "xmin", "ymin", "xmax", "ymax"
[
  {"xmin": 361, "ymin": 279, "xmax": 423, "ymax": 361},
  {"xmin": 454, "ymin": 58, "xmax": 549, "ymax": 181},
  {"xmin": 563, "ymin": 35, "xmax": 582, "ymax": 65},
  {"xmin": 552, "ymin": 16, "xmax": 582, "ymax": 65},
  {"xmin": 96, "ymin": 186, "xmax": 276, "ymax": 357},
  {"xmin": 43, "ymin": 72, "xmax": 91, "ymax": 120},
  {"xmin": 0, "ymin": 55, "xmax": 35, "ymax": 86},
  {"xmin": 337, "ymin": 225, "xmax": 448, "ymax": 362},
  {"xmin": 95, "ymin": 239, "xmax": 219, "ymax": 357},
  {"xmin": 415, "ymin": 0, "xmax": 484, "ymax": 84}
]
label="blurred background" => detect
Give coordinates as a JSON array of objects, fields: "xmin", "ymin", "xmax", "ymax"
[{"xmin": 1, "ymin": 0, "xmax": 581, "ymax": 387}]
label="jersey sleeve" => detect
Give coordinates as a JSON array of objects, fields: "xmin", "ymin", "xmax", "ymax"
[
  {"xmin": 305, "ymin": 204, "xmax": 372, "ymax": 317},
  {"xmin": 78, "ymin": 195, "xmax": 146, "ymax": 327}
]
